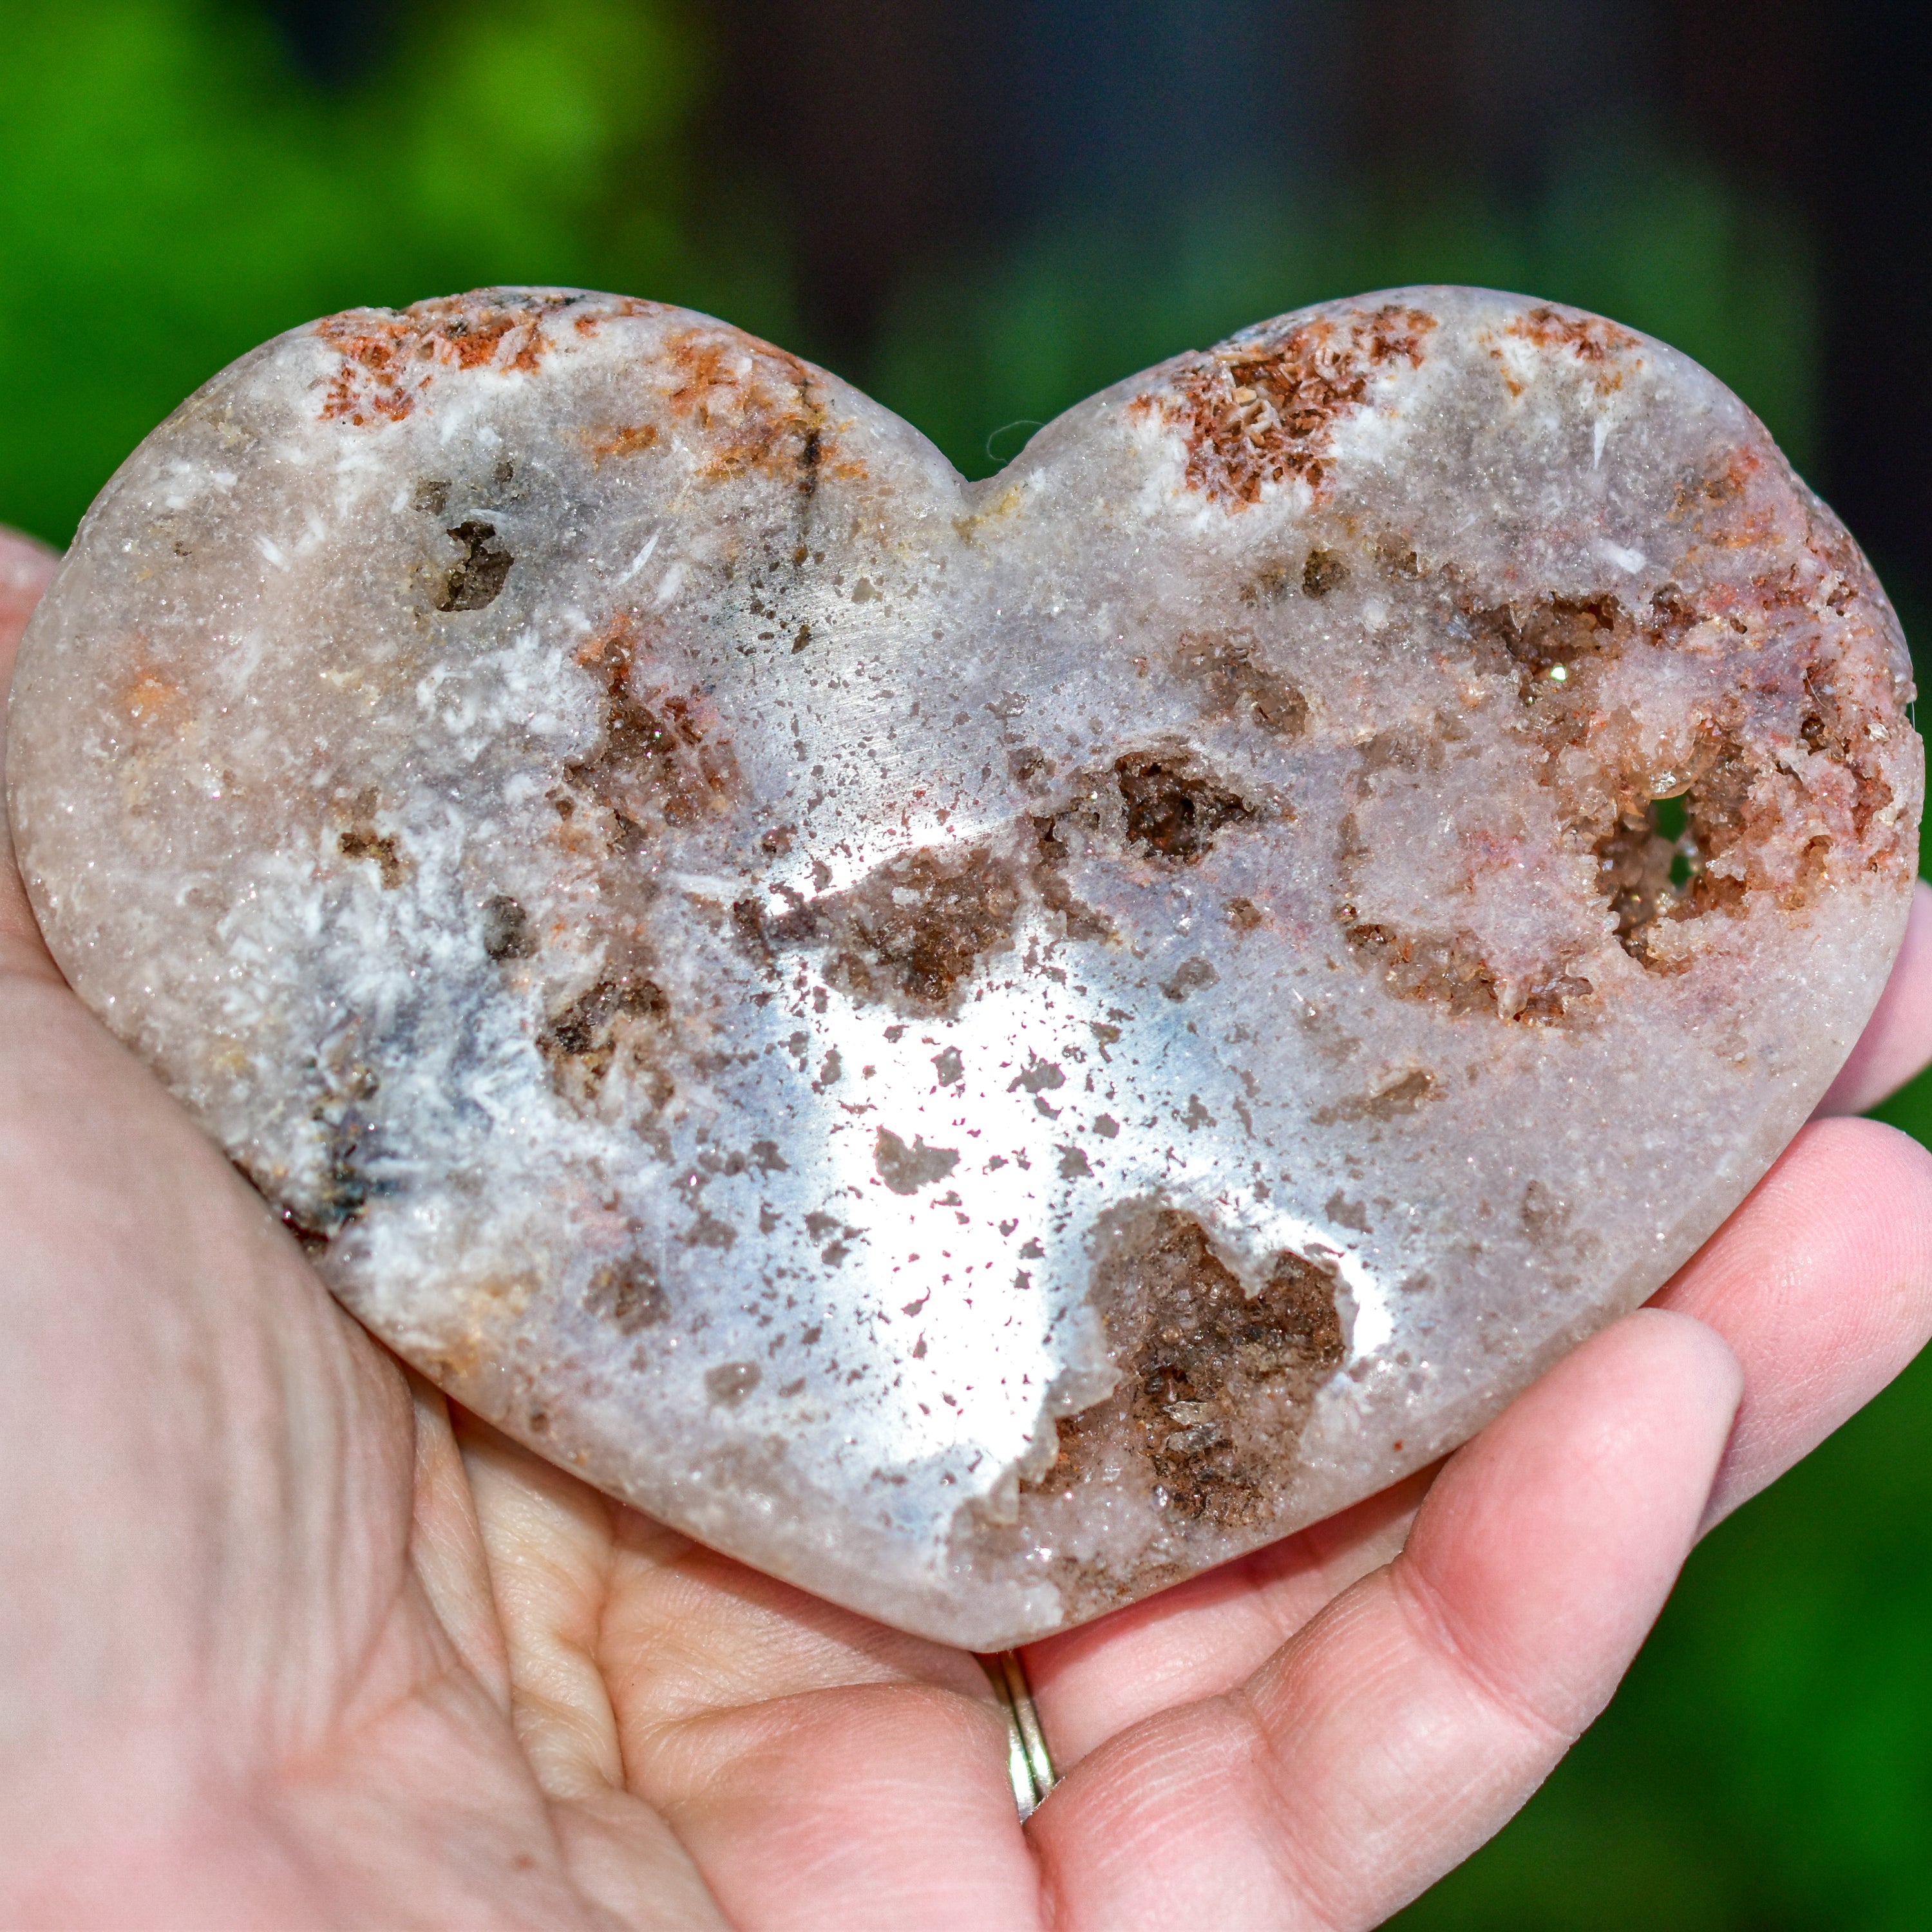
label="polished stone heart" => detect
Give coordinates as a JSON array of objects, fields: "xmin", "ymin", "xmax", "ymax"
[{"xmin": 8, "ymin": 287, "xmax": 1918, "ymax": 1647}]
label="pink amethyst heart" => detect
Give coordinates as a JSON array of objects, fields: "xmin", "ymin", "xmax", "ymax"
[{"xmin": 8, "ymin": 286, "xmax": 1918, "ymax": 1647}]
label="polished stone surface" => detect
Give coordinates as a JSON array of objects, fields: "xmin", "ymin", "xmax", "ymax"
[{"xmin": 8, "ymin": 287, "xmax": 1918, "ymax": 1646}]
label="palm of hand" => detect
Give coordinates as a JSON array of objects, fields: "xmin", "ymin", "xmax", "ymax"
[{"xmin": 3, "ymin": 531, "xmax": 1929, "ymax": 1930}]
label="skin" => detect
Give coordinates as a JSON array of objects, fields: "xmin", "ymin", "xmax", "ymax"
[{"xmin": 1, "ymin": 521, "xmax": 1929, "ymax": 1929}]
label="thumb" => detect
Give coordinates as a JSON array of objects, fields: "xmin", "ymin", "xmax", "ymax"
[{"xmin": 0, "ymin": 528, "xmax": 57, "ymax": 659}]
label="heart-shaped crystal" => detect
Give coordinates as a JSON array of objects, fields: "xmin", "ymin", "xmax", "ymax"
[{"xmin": 9, "ymin": 287, "xmax": 1917, "ymax": 1647}]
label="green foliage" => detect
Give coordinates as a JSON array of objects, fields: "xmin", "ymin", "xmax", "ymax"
[
  {"xmin": 869, "ymin": 136, "xmax": 1817, "ymax": 481},
  {"xmin": 0, "ymin": 0, "xmax": 793, "ymax": 545}
]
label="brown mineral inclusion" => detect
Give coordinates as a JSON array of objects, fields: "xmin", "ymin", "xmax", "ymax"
[{"xmin": 6, "ymin": 287, "xmax": 1919, "ymax": 1647}]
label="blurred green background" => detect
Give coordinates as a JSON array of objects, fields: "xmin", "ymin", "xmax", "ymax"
[{"xmin": 3, "ymin": 1, "xmax": 1927, "ymax": 1922}]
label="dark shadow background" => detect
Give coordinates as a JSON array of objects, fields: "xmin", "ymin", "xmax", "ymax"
[{"xmin": 3, "ymin": 2, "xmax": 1929, "ymax": 1920}]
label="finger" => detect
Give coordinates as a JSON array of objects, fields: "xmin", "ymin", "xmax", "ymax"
[
  {"xmin": 459, "ymin": 1416, "xmax": 1019, "ymax": 1927},
  {"xmin": 1025, "ymin": 1464, "xmax": 1436, "ymax": 1772},
  {"xmin": 459, "ymin": 1413, "xmax": 625, "ymax": 1797},
  {"xmin": 620, "ymin": 1676, "xmax": 1041, "ymax": 1931},
  {"xmin": 574, "ymin": 1481, "xmax": 1036, "ymax": 1928},
  {"xmin": 596, "ymin": 1504, "xmax": 992, "ymax": 1720},
  {"xmin": 0, "ymin": 527, "xmax": 56, "ymax": 656},
  {"xmin": 402, "ymin": 1376, "xmax": 513, "ymax": 1714},
  {"xmin": 1030, "ymin": 1309, "xmax": 1741, "ymax": 1931},
  {"xmin": 457, "ymin": 1416, "xmax": 728, "ymax": 1929},
  {"xmin": 1815, "ymin": 880, "xmax": 1932, "ymax": 1115},
  {"xmin": 1649, "ymin": 1114, "xmax": 1932, "ymax": 1528},
  {"xmin": 0, "ymin": 527, "xmax": 59, "ymax": 964}
]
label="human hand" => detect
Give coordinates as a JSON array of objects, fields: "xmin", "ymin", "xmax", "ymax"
[{"xmin": 2, "ymin": 522, "xmax": 1928, "ymax": 1929}]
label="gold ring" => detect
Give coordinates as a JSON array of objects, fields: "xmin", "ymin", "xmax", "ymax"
[{"xmin": 981, "ymin": 1648, "xmax": 1056, "ymax": 1817}]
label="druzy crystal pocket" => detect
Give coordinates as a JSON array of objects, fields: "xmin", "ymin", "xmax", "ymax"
[{"xmin": 8, "ymin": 287, "xmax": 1918, "ymax": 1647}]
